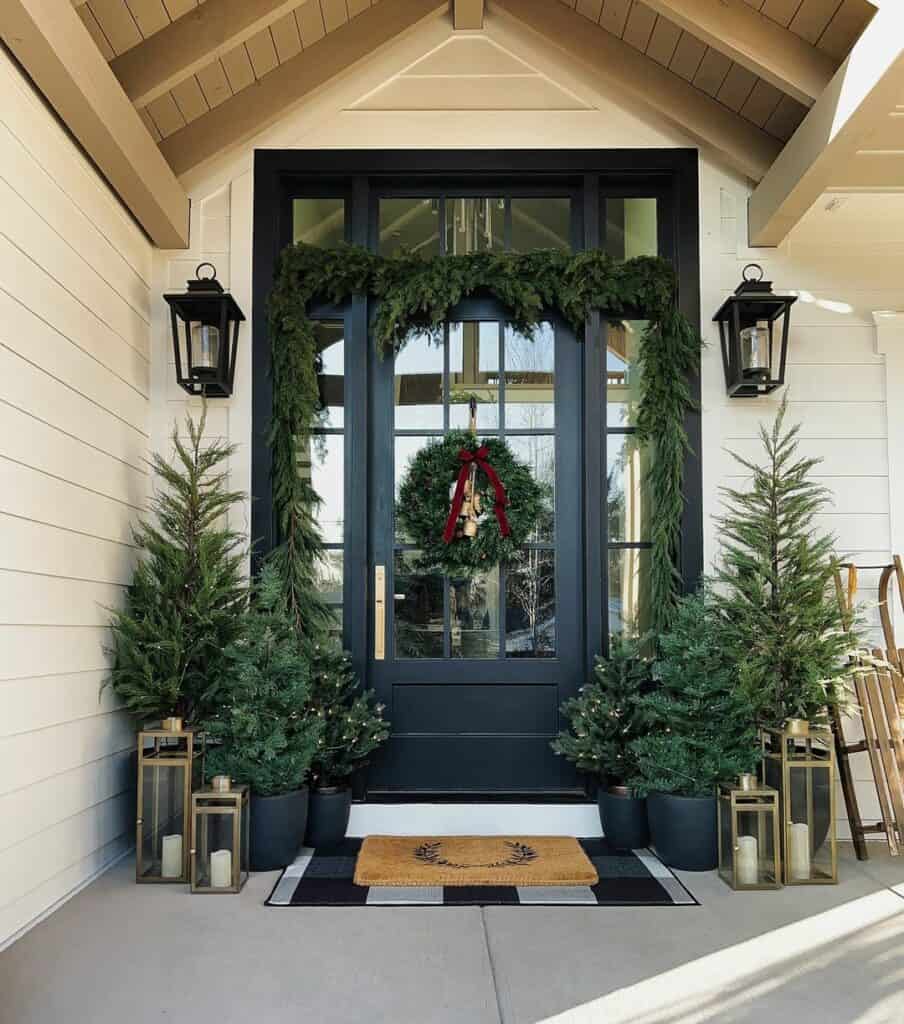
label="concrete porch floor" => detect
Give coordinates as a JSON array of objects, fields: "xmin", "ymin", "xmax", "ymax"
[{"xmin": 3, "ymin": 844, "xmax": 904, "ymax": 1024}]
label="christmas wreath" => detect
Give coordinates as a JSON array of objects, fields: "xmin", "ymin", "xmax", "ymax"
[{"xmin": 396, "ymin": 430, "xmax": 547, "ymax": 576}]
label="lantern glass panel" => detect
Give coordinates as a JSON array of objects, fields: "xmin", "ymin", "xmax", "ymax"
[
  {"xmin": 739, "ymin": 319, "xmax": 772, "ymax": 377},
  {"xmin": 139, "ymin": 762, "xmax": 186, "ymax": 880},
  {"xmin": 189, "ymin": 322, "xmax": 220, "ymax": 376},
  {"xmin": 136, "ymin": 728, "xmax": 202, "ymax": 883},
  {"xmin": 191, "ymin": 787, "xmax": 249, "ymax": 893},
  {"xmin": 762, "ymin": 727, "xmax": 836, "ymax": 884},
  {"xmin": 736, "ymin": 806, "xmax": 777, "ymax": 886}
]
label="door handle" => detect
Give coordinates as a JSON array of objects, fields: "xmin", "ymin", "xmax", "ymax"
[{"xmin": 374, "ymin": 564, "xmax": 386, "ymax": 661}]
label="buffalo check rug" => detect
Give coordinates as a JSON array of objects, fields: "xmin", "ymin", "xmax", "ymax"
[{"xmin": 265, "ymin": 837, "xmax": 698, "ymax": 907}]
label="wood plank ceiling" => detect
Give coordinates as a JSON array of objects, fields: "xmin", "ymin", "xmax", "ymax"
[
  {"xmin": 560, "ymin": 0, "xmax": 874, "ymax": 144},
  {"xmin": 76, "ymin": 0, "xmax": 874, "ymax": 148},
  {"xmin": 75, "ymin": 0, "xmax": 382, "ymax": 142}
]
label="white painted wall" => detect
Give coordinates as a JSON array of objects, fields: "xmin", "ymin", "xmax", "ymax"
[
  {"xmin": 0, "ymin": 49, "xmax": 151, "ymax": 948},
  {"xmin": 151, "ymin": 13, "xmax": 902, "ymax": 839}
]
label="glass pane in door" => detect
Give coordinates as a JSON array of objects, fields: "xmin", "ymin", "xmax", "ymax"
[{"xmin": 391, "ymin": 324, "xmax": 557, "ymax": 661}]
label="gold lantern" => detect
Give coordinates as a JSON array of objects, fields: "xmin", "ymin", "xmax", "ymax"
[
  {"xmin": 718, "ymin": 774, "xmax": 782, "ymax": 890},
  {"xmin": 761, "ymin": 720, "xmax": 837, "ymax": 884},
  {"xmin": 190, "ymin": 776, "xmax": 250, "ymax": 894},
  {"xmin": 136, "ymin": 719, "xmax": 204, "ymax": 883}
]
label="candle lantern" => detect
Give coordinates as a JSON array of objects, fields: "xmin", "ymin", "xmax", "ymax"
[
  {"xmin": 164, "ymin": 263, "xmax": 245, "ymax": 398},
  {"xmin": 718, "ymin": 774, "xmax": 782, "ymax": 890},
  {"xmin": 136, "ymin": 720, "xmax": 203, "ymax": 883},
  {"xmin": 761, "ymin": 721, "xmax": 837, "ymax": 884},
  {"xmin": 713, "ymin": 264, "xmax": 797, "ymax": 397},
  {"xmin": 190, "ymin": 778, "xmax": 250, "ymax": 894}
]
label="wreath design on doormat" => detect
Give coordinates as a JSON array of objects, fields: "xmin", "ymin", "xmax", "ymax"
[
  {"xmin": 414, "ymin": 840, "xmax": 539, "ymax": 870},
  {"xmin": 396, "ymin": 430, "xmax": 547, "ymax": 576}
]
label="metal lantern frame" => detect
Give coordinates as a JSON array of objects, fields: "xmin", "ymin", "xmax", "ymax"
[
  {"xmin": 164, "ymin": 263, "xmax": 245, "ymax": 398},
  {"xmin": 135, "ymin": 722, "xmax": 204, "ymax": 884},
  {"xmin": 718, "ymin": 776, "xmax": 782, "ymax": 891},
  {"xmin": 713, "ymin": 263, "xmax": 797, "ymax": 398},
  {"xmin": 190, "ymin": 783, "xmax": 250, "ymax": 894},
  {"xmin": 761, "ymin": 723, "xmax": 838, "ymax": 885}
]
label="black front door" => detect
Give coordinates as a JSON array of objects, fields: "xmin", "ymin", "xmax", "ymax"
[{"xmin": 366, "ymin": 301, "xmax": 584, "ymax": 795}]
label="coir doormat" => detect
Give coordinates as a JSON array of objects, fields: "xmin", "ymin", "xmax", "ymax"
[
  {"xmin": 266, "ymin": 838, "xmax": 698, "ymax": 907},
  {"xmin": 354, "ymin": 835, "xmax": 598, "ymax": 887}
]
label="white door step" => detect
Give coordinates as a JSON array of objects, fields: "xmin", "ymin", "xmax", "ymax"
[{"xmin": 347, "ymin": 802, "xmax": 602, "ymax": 837}]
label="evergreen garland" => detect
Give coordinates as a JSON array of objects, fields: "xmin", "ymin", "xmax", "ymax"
[
  {"xmin": 105, "ymin": 411, "xmax": 246, "ymax": 724},
  {"xmin": 268, "ymin": 243, "xmax": 701, "ymax": 633},
  {"xmin": 711, "ymin": 398, "xmax": 859, "ymax": 727},
  {"xmin": 396, "ymin": 430, "xmax": 546, "ymax": 575}
]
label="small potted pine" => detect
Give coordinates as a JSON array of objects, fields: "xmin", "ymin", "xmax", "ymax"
[
  {"xmin": 304, "ymin": 646, "xmax": 390, "ymax": 848},
  {"xmin": 629, "ymin": 594, "xmax": 760, "ymax": 871},
  {"xmin": 553, "ymin": 635, "xmax": 653, "ymax": 850},
  {"xmin": 203, "ymin": 565, "xmax": 323, "ymax": 871}
]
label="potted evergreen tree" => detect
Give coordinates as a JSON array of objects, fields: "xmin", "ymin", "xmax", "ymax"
[
  {"xmin": 203, "ymin": 565, "xmax": 323, "ymax": 870},
  {"xmin": 712, "ymin": 397, "xmax": 857, "ymax": 730},
  {"xmin": 304, "ymin": 645, "xmax": 390, "ymax": 848},
  {"xmin": 630, "ymin": 594, "xmax": 760, "ymax": 871},
  {"xmin": 553, "ymin": 635, "xmax": 653, "ymax": 849},
  {"xmin": 106, "ymin": 412, "xmax": 245, "ymax": 724}
]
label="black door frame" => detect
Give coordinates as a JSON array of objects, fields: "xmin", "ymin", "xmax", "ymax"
[{"xmin": 251, "ymin": 150, "xmax": 702, "ymax": 781}]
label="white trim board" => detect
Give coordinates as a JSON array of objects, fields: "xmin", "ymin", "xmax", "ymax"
[{"xmin": 347, "ymin": 802, "xmax": 603, "ymax": 837}]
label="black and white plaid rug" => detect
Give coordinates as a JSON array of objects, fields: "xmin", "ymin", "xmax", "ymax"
[{"xmin": 266, "ymin": 838, "xmax": 698, "ymax": 907}]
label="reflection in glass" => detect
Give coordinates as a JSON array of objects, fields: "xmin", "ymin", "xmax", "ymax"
[
  {"xmin": 395, "ymin": 551, "xmax": 444, "ymax": 659},
  {"xmin": 606, "ymin": 320, "xmax": 646, "ymax": 428},
  {"xmin": 608, "ymin": 547, "xmax": 650, "ymax": 640},
  {"xmin": 506, "ymin": 549, "xmax": 555, "ymax": 658},
  {"xmin": 445, "ymin": 197, "xmax": 504, "ymax": 254},
  {"xmin": 450, "ymin": 571, "xmax": 500, "ymax": 659},
  {"xmin": 505, "ymin": 323, "xmax": 554, "ymax": 429},
  {"xmin": 313, "ymin": 549, "xmax": 343, "ymax": 607},
  {"xmin": 379, "ymin": 198, "xmax": 440, "ymax": 257},
  {"xmin": 449, "ymin": 321, "xmax": 500, "ymax": 429},
  {"xmin": 394, "ymin": 436, "xmax": 434, "ymax": 543},
  {"xmin": 507, "ymin": 435, "xmax": 555, "ymax": 542},
  {"xmin": 314, "ymin": 321, "xmax": 344, "ymax": 428},
  {"xmin": 511, "ymin": 197, "xmax": 571, "ymax": 252},
  {"xmin": 395, "ymin": 332, "xmax": 443, "ymax": 429},
  {"xmin": 299, "ymin": 434, "xmax": 343, "ymax": 544},
  {"xmin": 293, "ymin": 198, "xmax": 345, "ymax": 248},
  {"xmin": 603, "ymin": 197, "xmax": 657, "ymax": 260},
  {"xmin": 607, "ymin": 434, "xmax": 650, "ymax": 544}
]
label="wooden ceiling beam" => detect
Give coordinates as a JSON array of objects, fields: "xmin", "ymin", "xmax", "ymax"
[
  {"xmin": 0, "ymin": 0, "xmax": 189, "ymax": 247},
  {"xmin": 749, "ymin": 4, "xmax": 904, "ymax": 245},
  {"xmin": 160, "ymin": 0, "xmax": 447, "ymax": 176},
  {"xmin": 111, "ymin": 0, "xmax": 302, "ymax": 110},
  {"xmin": 454, "ymin": 0, "xmax": 484, "ymax": 30},
  {"xmin": 492, "ymin": 0, "xmax": 781, "ymax": 182},
  {"xmin": 643, "ymin": 0, "xmax": 836, "ymax": 106}
]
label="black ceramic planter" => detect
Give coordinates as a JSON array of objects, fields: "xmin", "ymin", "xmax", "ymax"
[
  {"xmin": 305, "ymin": 786, "xmax": 352, "ymax": 848},
  {"xmin": 250, "ymin": 787, "xmax": 309, "ymax": 871},
  {"xmin": 647, "ymin": 792, "xmax": 718, "ymax": 871},
  {"xmin": 598, "ymin": 787, "xmax": 650, "ymax": 850}
]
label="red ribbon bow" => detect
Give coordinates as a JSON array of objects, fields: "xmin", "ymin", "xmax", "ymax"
[{"xmin": 443, "ymin": 446, "xmax": 511, "ymax": 544}]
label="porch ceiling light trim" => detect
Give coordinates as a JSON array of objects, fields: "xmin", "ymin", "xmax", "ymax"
[
  {"xmin": 713, "ymin": 264, "xmax": 797, "ymax": 398},
  {"xmin": 164, "ymin": 263, "xmax": 245, "ymax": 398}
]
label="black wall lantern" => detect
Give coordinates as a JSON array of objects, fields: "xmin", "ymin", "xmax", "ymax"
[
  {"xmin": 164, "ymin": 263, "xmax": 245, "ymax": 398},
  {"xmin": 714, "ymin": 264, "xmax": 797, "ymax": 398}
]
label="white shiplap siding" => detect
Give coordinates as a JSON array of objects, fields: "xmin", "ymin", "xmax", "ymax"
[{"xmin": 0, "ymin": 49, "xmax": 150, "ymax": 948}]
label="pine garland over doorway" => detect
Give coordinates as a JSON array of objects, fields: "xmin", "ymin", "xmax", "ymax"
[{"xmin": 268, "ymin": 243, "xmax": 701, "ymax": 633}]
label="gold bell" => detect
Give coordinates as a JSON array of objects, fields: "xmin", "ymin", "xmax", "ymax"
[{"xmin": 463, "ymin": 518, "xmax": 478, "ymax": 538}]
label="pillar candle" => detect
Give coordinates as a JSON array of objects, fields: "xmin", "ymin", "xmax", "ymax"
[
  {"xmin": 161, "ymin": 834, "xmax": 183, "ymax": 878},
  {"xmin": 790, "ymin": 822, "xmax": 811, "ymax": 880},
  {"xmin": 210, "ymin": 848, "xmax": 233, "ymax": 889},
  {"xmin": 736, "ymin": 835, "xmax": 759, "ymax": 885}
]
